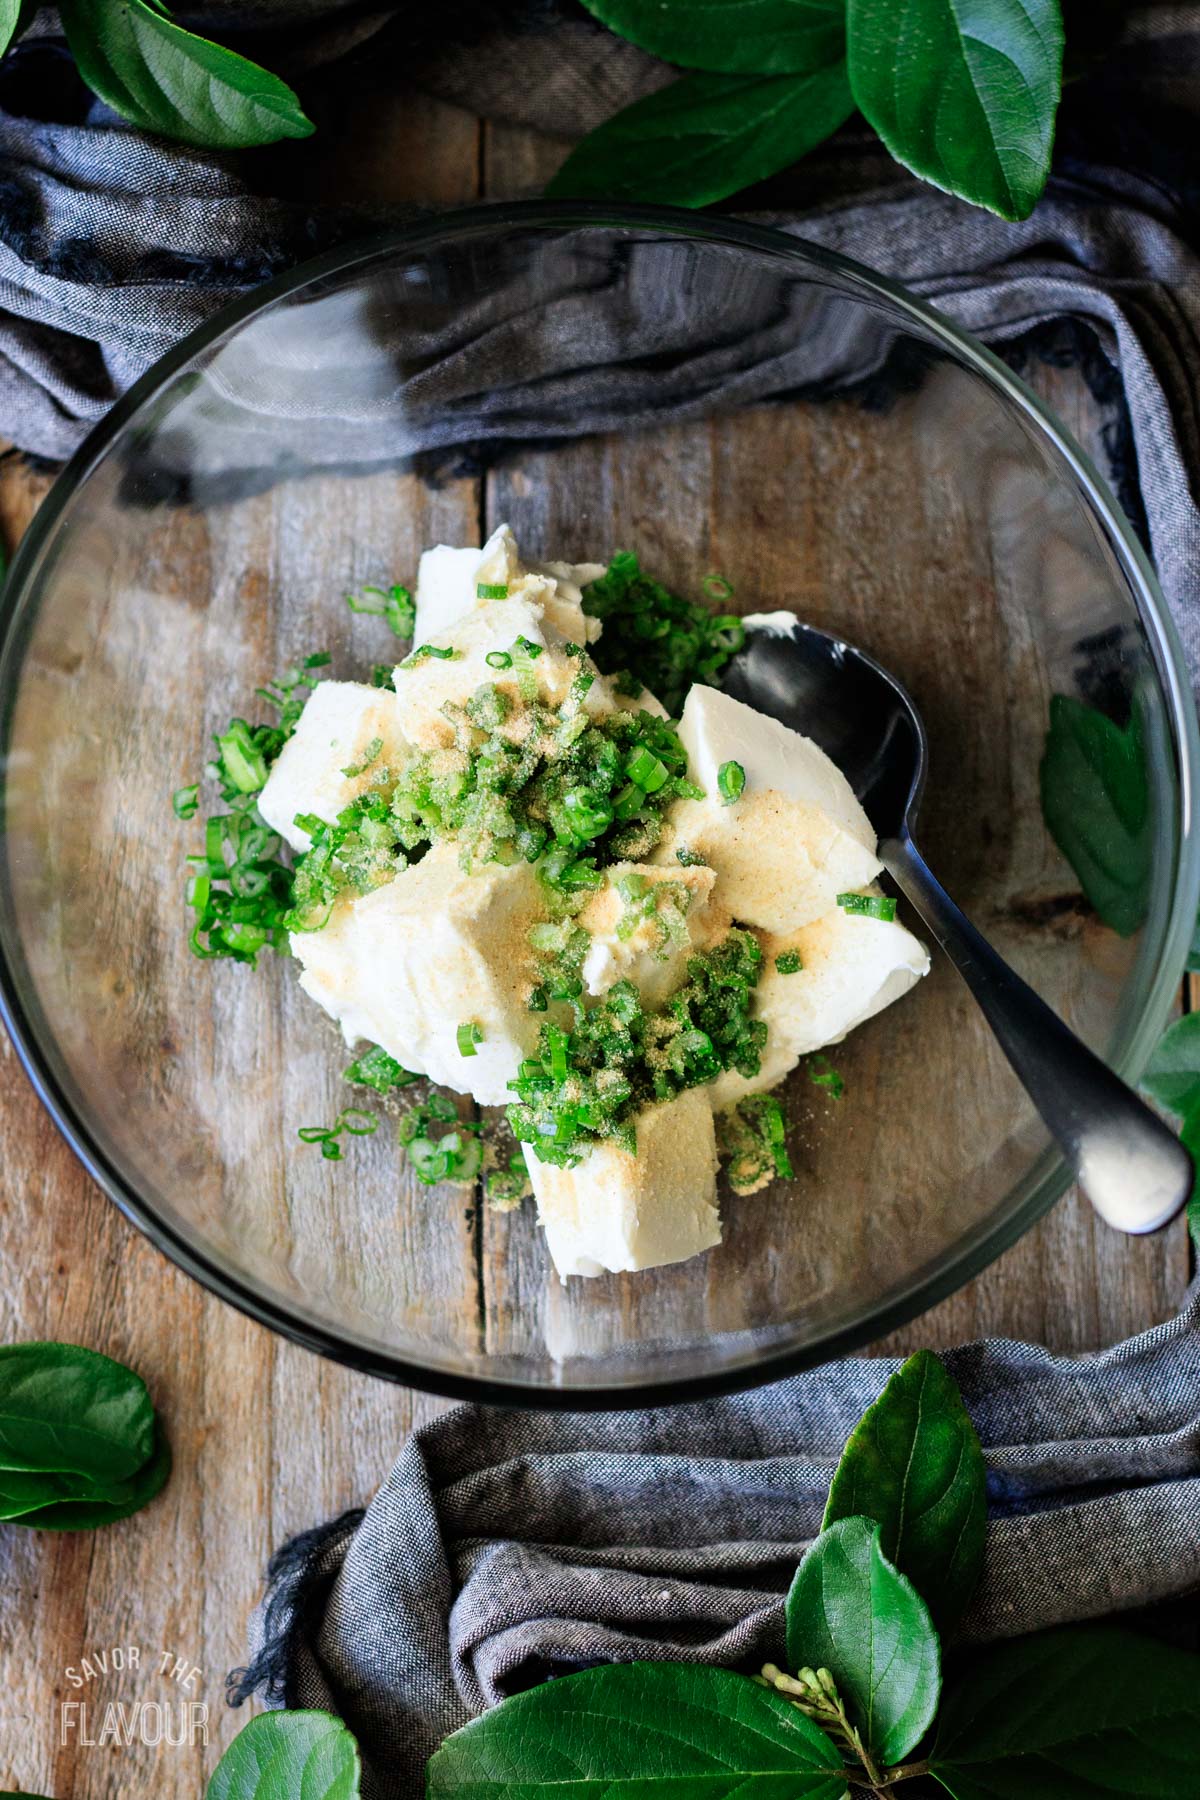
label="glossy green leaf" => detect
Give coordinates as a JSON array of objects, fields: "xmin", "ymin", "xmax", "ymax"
[
  {"xmin": 426, "ymin": 1662, "xmax": 850, "ymax": 1799},
  {"xmin": 930, "ymin": 1626, "xmax": 1200, "ymax": 1797},
  {"xmin": 0, "ymin": 1464, "xmax": 137, "ymax": 1521},
  {"xmin": 0, "ymin": 1342, "xmax": 155, "ymax": 1481},
  {"xmin": 848, "ymin": 0, "xmax": 1064, "ymax": 220},
  {"xmin": 786, "ymin": 1517, "xmax": 940, "ymax": 1766},
  {"xmin": 822, "ymin": 1350, "xmax": 987, "ymax": 1630},
  {"xmin": 1141, "ymin": 1013, "xmax": 1200, "ymax": 1118},
  {"xmin": 547, "ymin": 65, "xmax": 854, "ymax": 208},
  {"xmin": 11, "ymin": 1421, "xmax": 171, "ymax": 1530},
  {"xmin": 1181, "ymin": 1095, "xmax": 1200, "ymax": 1250},
  {"xmin": 0, "ymin": 0, "xmax": 23, "ymax": 58},
  {"xmin": 578, "ymin": 0, "xmax": 845, "ymax": 75},
  {"xmin": 1039, "ymin": 693, "xmax": 1150, "ymax": 937},
  {"xmin": 208, "ymin": 1711, "xmax": 361, "ymax": 1800},
  {"xmin": 61, "ymin": 0, "xmax": 314, "ymax": 149}
]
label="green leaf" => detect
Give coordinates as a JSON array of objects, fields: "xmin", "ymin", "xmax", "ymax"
[
  {"xmin": 578, "ymin": 0, "xmax": 845, "ymax": 75},
  {"xmin": 426, "ymin": 1662, "xmax": 850, "ymax": 1799},
  {"xmin": 1038, "ymin": 693, "xmax": 1151, "ymax": 937},
  {"xmin": 0, "ymin": 1342, "xmax": 156, "ymax": 1481},
  {"xmin": 208, "ymin": 1711, "xmax": 361, "ymax": 1800},
  {"xmin": 61, "ymin": 0, "xmax": 314, "ymax": 150},
  {"xmin": 1181, "ymin": 1095, "xmax": 1200, "ymax": 1251},
  {"xmin": 546, "ymin": 65, "xmax": 854, "ymax": 208},
  {"xmin": 10, "ymin": 1420, "xmax": 171, "ymax": 1530},
  {"xmin": 822, "ymin": 1351, "xmax": 987, "ymax": 1631},
  {"xmin": 0, "ymin": 0, "xmax": 23, "ymax": 58},
  {"xmin": 929, "ymin": 1626, "xmax": 1200, "ymax": 1797},
  {"xmin": 847, "ymin": 0, "xmax": 1064, "ymax": 221},
  {"xmin": 1141, "ymin": 1012, "xmax": 1200, "ymax": 1118},
  {"xmin": 786, "ymin": 1516, "xmax": 940, "ymax": 1766}
]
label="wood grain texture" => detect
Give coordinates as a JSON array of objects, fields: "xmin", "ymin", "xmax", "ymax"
[{"xmin": 0, "ymin": 96, "xmax": 1191, "ymax": 1800}]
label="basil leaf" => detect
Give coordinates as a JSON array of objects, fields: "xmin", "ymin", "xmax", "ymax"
[
  {"xmin": 0, "ymin": 1464, "xmax": 138, "ymax": 1521},
  {"xmin": 547, "ymin": 66, "xmax": 854, "ymax": 208},
  {"xmin": 822, "ymin": 1350, "xmax": 986, "ymax": 1631},
  {"xmin": 426, "ymin": 1662, "xmax": 850, "ymax": 1798},
  {"xmin": 929, "ymin": 1626, "xmax": 1200, "ymax": 1797},
  {"xmin": 786, "ymin": 1516, "xmax": 940, "ymax": 1767},
  {"xmin": 11, "ymin": 1421, "xmax": 170, "ymax": 1530},
  {"xmin": 578, "ymin": 0, "xmax": 845, "ymax": 75},
  {"xmin": 847, "ymin": 0, "xmax": 1064, "ymax": 221},
  {"xmin": 0, "ymin": 0, "xmax": 23, "ymax": 58},
  {"xmin": 208, "ymin": 1710, "xmax": 361, "ymax": 1800},
  {"xmin": 1141, "ymin": 1013, "xmax": 1200, "ymax": 1118},
  {"xmin": 61, "ymin": 0, "xmax": 314, "ymax": 150},
  {"xmin": 0, "ymin": 1342, "xmax": 155, "ymax": 1480},
  {"xmin": 1038, "ymin": 693, "xmax": 1150, "ymax": 938}
]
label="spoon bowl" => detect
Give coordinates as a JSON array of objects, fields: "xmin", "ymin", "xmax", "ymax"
[{"xmin": 723, "ymin": 617, "xmax": 1194, "ymax": 1238}]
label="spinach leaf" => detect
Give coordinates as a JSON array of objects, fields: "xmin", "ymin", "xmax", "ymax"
[
  {"xmin": 929, "ymin": 1626, "xmax": 1200, "ymax": 1797},
  {"xmin": 10, "ymin": 1421, "xmax": 171, "ymax": 1530},
  {"xmin": 546, "ymin": 65, "xmax": 854, "ymax": 208},
  {"xmin": 578, "ymin": 0, "xmax": 845, "ymax": 76},
  {"xmin": 1038, "ymin": 693, "xmax": 1150, "ymax": 937},
  {"xmin": 786, "ymin": 1516, "xmax": 940, "ymax": 1767},
  {"xmin": 0, "ymin": 1342, "xmax": 155, "ymax": 1481},
  {"xmin": 426, "ymin": 1662, "xmax": 849, "ymax": 1798},
  {"xmin": 847, "ymin": 0, "xmax": 1064, "ymax": 221},
  {"xmin": 822, "ymin": 1350, "xmax": 987, "ymax": 1632},
  {"xmin": 61, "ymin": 0, "xmax": 313, "ymax": 149},
  {"xmin": 208, "ymin": 1710, "xmax": 361, "ymax": 1800}
]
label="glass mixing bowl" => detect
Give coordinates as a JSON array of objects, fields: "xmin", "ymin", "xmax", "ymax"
[{"xmin": 1, "ymin": 204, "xmax": 1196, "ymax": 1405}]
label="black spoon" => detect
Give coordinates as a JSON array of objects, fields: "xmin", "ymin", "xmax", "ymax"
[{"xmin": 721, "ymin": 616, "xmax": 1192, "ymax": 1236}]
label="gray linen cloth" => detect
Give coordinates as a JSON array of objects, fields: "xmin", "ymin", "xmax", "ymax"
[{"xmin": 229, "ymin": 1279, "xmax": 1200, "ymax": 1797}]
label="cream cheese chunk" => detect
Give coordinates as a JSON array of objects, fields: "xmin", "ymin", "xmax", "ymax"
[
  {"xmin": 708, "ymin": 901, "xmax": 930, "ymax": 1109},
  {"xmin": 651, "ymin": 686, "xmax": 881, "ymax": 932},
  {"xmin": 290, "ymin": 842, "xmax": 546, "ymax": 1106},
  {"xmin": 413, "ymin": 523, "xmax": 603, "ymax": 647},
  {"xmin": 524, "ymin": 1088, "xmax": 721, "ymax": 1278},
  {"xmin": 257, "ymin": 680, "xmax": 409, "ymax": 853},
  {"xmin": 576, "ymin": 860, "xmax": 726, "ymax": 1009}
]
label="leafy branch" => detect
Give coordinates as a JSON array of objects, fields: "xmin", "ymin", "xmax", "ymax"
[
  {"xmin": 202, "ymin": 1347, "xmax": 1200, "ymax": 1798},
  {"xmin": 549, "ymin": 0, "xmax": 1069, "ymax": 220},
  {"xmin": 1, "ymin": 0, "xmax": 311, "ymax": 148}
]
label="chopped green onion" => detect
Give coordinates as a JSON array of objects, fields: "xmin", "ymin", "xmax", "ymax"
[
  {"xmin": 344, "ymin": 1044, "xmax": 419, "ymax": 1094},
  {"xmin": 476, "ymin": 582, "xmax": 509, "ymax": 600},
  {"xmin": 346, "ymin": 583, "xmax": 415, "ymax": 638},
  {"xmin": 341, "ymin": 736, "xmax": 383, "ymax": 779},
  {"xmin": 626, "ymin": 747, "xmax": 668, "ymax": 793},
  {"xmin": 514, "ymin": 636, "xmax": 543, "ymax": 660},
  {"xmin": 675, "ymin": 847, "xmax": 706, "ymax": 868},
  {"xmin": 339, "ymin": 1108, "xmax": 378, "ymax": 1136},
  {"xmin": 217, "ymin": 722, "xmax": 269, "ymax": 795},
  {"xmin": 809, "ymin": 1055, "xmax": 846, "ymax": 1100},
  {"xmin": 703, "ymin": 573, "xmax": 735, "ymax": 601},
  {"xmin": 485, "ymin": 650, "xmax": 513, "ymax": 670},
  {"xmin": 836, "ymin": 892, "xmax": 898, "ymax": 922},
  {"xmin": 304, "ymin": 651, "xmax": 332, "ymax": 669},
  {"xmin": 172, "ymin": 784, "xmax": 199, "ymax": 821},
  {"xmin": 563, "ymin": 641, "xmax": 582, "ymax": 657},
  {"xmin": 527, "ymin": 983, "xmax": 548, "ymax": 1012},
  {"xmin": 775, "ymin": 950, "xmax": 803, "ymax": 973},
  {"xmin": 399, "ymin": 644, "xmax": 459, "ymax": 668},
  {"xmin": 457, "ymin": 1021, "xmax": 483, "ymax": 1056},
  {"xmin": 371, "ymin": 664, "xmax": 394, "ymax": 689},
  {"xmin": 717, "ymin": 760, "xmax": 745, "ymax": 805}
]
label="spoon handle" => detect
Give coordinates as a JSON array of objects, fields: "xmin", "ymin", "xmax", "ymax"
[{"xmin": 881, "ymin": 831, "xmax": 1193, "ymax": 1236}]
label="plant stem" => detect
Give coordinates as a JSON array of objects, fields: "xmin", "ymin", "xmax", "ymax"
[{"xmin": 877, "ymin": 1761, "xmax": 931, "ymax": 1786}]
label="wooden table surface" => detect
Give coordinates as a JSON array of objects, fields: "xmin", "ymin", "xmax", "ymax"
[{"xmin": 0, "ymin": 89, "xmax": 1193, "ymax": 1800}]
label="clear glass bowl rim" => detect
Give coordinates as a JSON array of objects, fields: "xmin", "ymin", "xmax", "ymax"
[{"xmin": 2, "ymin": 198, "xmax": 1197, "ymax": 1408}]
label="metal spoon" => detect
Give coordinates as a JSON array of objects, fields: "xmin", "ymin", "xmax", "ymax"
[{"xmin": 721, "ymin": 616, "xmax": 1192, "ymax": 1236}]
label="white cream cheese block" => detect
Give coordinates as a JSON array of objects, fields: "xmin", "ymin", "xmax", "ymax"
[
  {"xmin": 523, "ymin": 1087, "xmax": 721, "ymax": 1278},
  {"xmin": 289, "ymin": 841, "xmax": 546, "ymax": 1106},
  {"xmin": 575, "ymin": 860, "xmax": 726, "ymax": 1009},
  {"xmin": 708, "ymin": 901, "xmax": 930, "ymax": 1109},
  {"xmin": 257, "ymin": 680, "xmax": 410, "ymax": 854},
  {"xmin": 651, "ymin": 685, "xmax": 882, "ymax": 932},
  {"xmin": 413, "ymin": 522, "xmax": 604, "ymax": 647}
]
